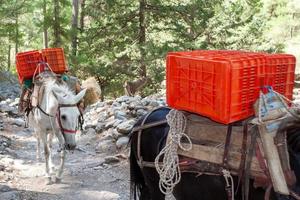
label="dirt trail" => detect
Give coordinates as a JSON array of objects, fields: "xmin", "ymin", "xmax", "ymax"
[{"xmin": 0, "ymin": 115, "xmax": 130, "ymax": 200}]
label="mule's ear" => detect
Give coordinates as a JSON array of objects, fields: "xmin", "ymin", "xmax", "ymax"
[
  {"xmin": 52, "ymin": 89, "xmax": 65, "ymax": 103},
  {"xmin": 74, "ymin": 89, "xmax": 87, "ymax": 104}
]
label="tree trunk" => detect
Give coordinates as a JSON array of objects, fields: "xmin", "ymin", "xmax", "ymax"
[
  {"xmin": 7, "ymin": 44, "xmax": 11, "ymax": 71},
  {"xmin": 43, "ymin": 0, "xmax": 48, "ymax": 48},
  {"xmin": 15, "ymin": 16, "xmax": 19, "ymax": 54},
  {"xmin": 95, "ymin": 76, "xmax": 105, "ymax": 101},
  {"xmin": 53, "ymin": 0, "xmax": 61, "ymax": 47},
  {"xmin": 80, "ymin": 0, "xmax": 85, "ymax": 32},
  {"xmin": 71, "ymin": 0, "xmax": 79, "ymax": 56},
  {"xmin": 138, "ymin": 0, "xmax": 146, "ymax": 78}
]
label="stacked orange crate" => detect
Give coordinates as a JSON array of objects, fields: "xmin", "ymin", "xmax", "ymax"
[
  {"xmin": 166, "ymin": 51, "xmax": 265, "ymax": 124},
  {"xmin": 166, "ymin": 50, "xmax": 296, "ymax": 124},
  {"xmin": 16, "ymin": 48, "xmax": 68, "ymax": 83},
  {"xmin": 16, "ymin": 50, "xmax": 43, "ymax": 83},
  {"xmin": 42, "ymin": 48, "xmax": 68, "ymax": 74},
  {"xmin": 264, "ymin": 54, "xmax": 295, "ymax": 100}
]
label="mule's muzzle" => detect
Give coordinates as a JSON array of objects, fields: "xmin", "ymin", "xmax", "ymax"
[{"xmin": 65, "ymin": 144, "xmax": 76, "ymax": 150}]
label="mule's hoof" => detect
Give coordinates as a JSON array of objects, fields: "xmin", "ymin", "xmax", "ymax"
[
  {"xmin": 55, "ymin": 177, "xmax": 62, "ymax": 183},
  {"xmin": 46, "ymin": 178, "xmax": 53, "ymax": 185}
]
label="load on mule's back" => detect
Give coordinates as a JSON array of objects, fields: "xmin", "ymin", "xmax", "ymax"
[
  {"xmin": 15, "ymin": 48, "xmax": 86, "ymax": 184},
  {"xmin": 129, "ymin": 50, "xmax": 300, "ymax": 200}
]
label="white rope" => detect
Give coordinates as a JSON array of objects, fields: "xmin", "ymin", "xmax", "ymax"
[
  {"xmin": 154, "ymin": 109, "xmax": 192, "ymax": 195},
  {"xmin": 222, "ymin": 169, "xmax": 235, "ymax": 200}
]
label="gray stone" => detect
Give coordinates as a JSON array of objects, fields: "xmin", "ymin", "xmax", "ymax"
[
  {"xmin": 112, "ymin": 101, "xmax": 121, "ymax": 107},
  {"xmin": 0, "ymin": 185, "xmax": 12, "ymax": 192},
  {"xmin": 78, "ymin": 190, "xmax": 119, "ymax": 200},
  {"xmin": 85, "ymin": 128, "xmax": 96, "ymax": 135},
  {"xmin": 15, "ymin": 130, "xmax": 31, "ymax": 137},
  {"xmin": 112, "ymin": 119, "xmax": 123, "ymax": 127},
  {"xmin": 149, "ymin": 101, "xmax": 160, "ymax": 107},
  {"xmin": 104, "ymin": 156, "xmax": 120, "ymax": 164},
  {"xmin": 0, "ymin": 105, "xmax": 14, "ymax": 113},
  {"xmin": 111, "ymin": 130, "xmax": 123, "ymax": 140},
  {"xmin": 104, "ymin": 120, "xmax": 114, "ymax": 129},
  {"xmin": 12, "ymin": 118, "xmax": 25, "ymax": 127},
  {"xmin": 136, "ymin": 109, "xmax": 147, "ymax": 117},
  {"xmin": 96, "ymin": 106, "xmax": 106, "ymax": 113},
  {"xmin": 95, "ymin": 123, "xmax": 105, "ymax": 133},
  {"xmin": 141, "ymin": 99, "xmax": 150, "ymax": 106},
  {"xmin": 0, "ymin": 191, "xmax": 20, "ymax": 200},
  {"xmin": 95, "ymin": 139, "xmax": 116, "ymax": 153},
  {"xmin": 116, "ymin": 137, "xmax": 129, "ymax": 149},
  {"xmin": 97, "ymin": 112, "xmax": 109, "ymax": 122},
  {"xmin": 116, "ymin": 119, "xmax": 136, "ymax": 134},
  {"xmin": 114, "ymin": 110, "xmax": 127, "ymax": 120},
  {"xmin": 116, "ymin": 96, "xmax": 131, "ymax": 103},
  {"xmin": 128, "ymin": 101, "xmax": 143, "ymax": 110}
]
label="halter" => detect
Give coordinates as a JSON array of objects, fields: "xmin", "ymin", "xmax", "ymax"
[
  {"xmin": 56, "ymin": 104, "xmax": 81, "ymax": 134},
  {"xmin": 37, "ymin": 103, "xmax": 82, "ymax": 134}
]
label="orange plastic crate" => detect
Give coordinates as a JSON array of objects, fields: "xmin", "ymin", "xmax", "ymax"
[
  {"xmin": 166, "ymin": 50, "xmax": 265, "ymax": 124},
  {"xmin": 166, "ymin": 50, "xmax": 296, "ymax": 124},
  {"xmin": 42, "ymin": 48, "xmax": 67, "ymax": 73},
  {"xmin": 264, "ymin": 54, "xmax": 295, "ymax": 100},
  {"xmin": 16, "ymin": 50, "xmax": 43, "ymax": 83}
]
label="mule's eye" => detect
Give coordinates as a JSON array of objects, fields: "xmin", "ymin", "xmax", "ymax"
[{"xmin": 61, "ymin": 115, "xmax": 67, "ymax": 120}]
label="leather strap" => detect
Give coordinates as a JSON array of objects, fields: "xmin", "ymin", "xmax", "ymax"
[
  {"xmin": 222, "ymin": 124, "xmax": 233, "ymax": 168},
  {"xmin": 236, "ymin": 119, "xmax": 250, "ymax": 196},
  {"xmin": 244, "ymin": 126, "xmax": 259, "ymax": 200}
]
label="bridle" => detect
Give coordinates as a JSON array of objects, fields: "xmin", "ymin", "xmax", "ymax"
[
  {"xmin": 37, "ymin": 103, "xmax": 83, "ymax": 135},
  {"xmin": 56, "ymin": 104, "xmax": 81, "ymax": 134}
]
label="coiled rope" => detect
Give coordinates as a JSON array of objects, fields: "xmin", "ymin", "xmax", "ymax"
[{"xmin": 154, "ymin": 109, "xmax": 192, "ymax": 196}]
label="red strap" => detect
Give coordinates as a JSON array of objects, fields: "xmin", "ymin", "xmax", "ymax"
[{"xmin": 56, "ymin": 111, "xmax": 77, "ymax": 134}]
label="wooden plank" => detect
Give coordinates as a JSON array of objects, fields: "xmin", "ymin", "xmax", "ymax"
[
  {"xmin": 178, "ymin": 143, "xmax": 264, "ymax": 178},
  {"xmin": 185, "ymin": 113, "xmax": 247, "ymax": 147}
]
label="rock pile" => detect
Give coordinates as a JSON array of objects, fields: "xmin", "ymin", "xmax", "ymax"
[
  {"xmin": 0, "ymin": 72, "xmax": 20, "ymax": 101},
  {"xmin": 83, "ymin": 94, "xmax": 166, "ymax": 151},
  {"xmin": 0, "ymin": 98, "xmax": 19, "ymax": 117}
]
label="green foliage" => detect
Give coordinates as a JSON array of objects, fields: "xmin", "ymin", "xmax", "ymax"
[{"xmin": 0, "ymin": 0, "xmax": 299, "ymax": 97}]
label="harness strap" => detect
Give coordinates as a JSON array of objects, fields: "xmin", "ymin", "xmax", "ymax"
[
  {"xmin": 37, "ymin": 105, "xmax": 55, "ymax": 117},
  {"xmin": 56, "ymin": 104, "xmax": 79, "ymax": 134},
  {"xmin": 132, "ymin": 119, "xmax": 167, "ymax": 132},
  {"xmin": 236, "ymin": 119, "xmax": 251, "ymax": 196},
  {"xmin": 137, "ymin": 107, "xmax": 165, "ymax": 168},
  {"xmin": 244, "ymin": 126, "xmax": 262, "ymax": 200},
  {"xmin": 134, "ymin": 107, "xmax": 171, "ymax": 168},
  {"xmin": 222, "ymin": 124, "xmax": 233, "ymax": 168}
]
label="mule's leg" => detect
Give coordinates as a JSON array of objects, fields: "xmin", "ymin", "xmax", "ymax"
[
  {"xmin": 142, "ymin": 168, "xmax": 166, "ymax": 200},
  {"xmin": 35, "ymin": 130, "xmax": 42, "ymax": 161},
  {"xmin": 40, "ymin": 130, "xmax": 53, "ymax": 184},
  {"xmin": 55, "ymin": 132, "xmax": 66, "ymax": 183},
  {"xmin": 47, "ymin": 132, "xmax": 55, "ymax": 174},
  {"xmin": 55, "ymin": 149, "xmax": 66, "ymax": 183}
]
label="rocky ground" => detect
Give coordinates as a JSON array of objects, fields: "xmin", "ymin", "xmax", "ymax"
[{"xmin": 0, "ymin": 76, "xmax": 166, "ymax": 200}]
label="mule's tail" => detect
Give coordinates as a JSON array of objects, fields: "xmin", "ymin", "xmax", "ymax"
[{"xmin": 130, "ymin": 137, "xmax": 147, "ymax": 200}]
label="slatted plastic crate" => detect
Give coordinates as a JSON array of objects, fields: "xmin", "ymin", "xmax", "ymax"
[
  {"xmin": 16, "ymin": 48, "xmax": 67, "ymax": 83},
  {"xmin": 16, "ymin": 50, "xmax": 43, "ymax": 83},
  {"xmin": 166, "ymin": 51, "xmax": 266, "ymax": 124},
  {"xmin": 42, "ymin": 48, "xmax": 67, "ymax": 74},
  {"xmin": 264, "ymin": 54, "xmax": 295, "ymax": 100}
]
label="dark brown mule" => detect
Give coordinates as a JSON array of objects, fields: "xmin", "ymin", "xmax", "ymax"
[{"xmin": 129, "ymin": 107, "xmax": 300, "ymax": 200}]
